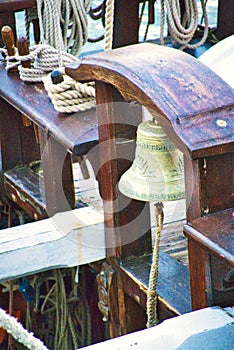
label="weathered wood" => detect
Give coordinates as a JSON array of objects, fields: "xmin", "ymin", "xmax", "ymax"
[
  {"xmin": 0, "ymin": 58, "xmax": 99, "ymax": 156},
  {"xmin": 66, "ymin": 43, "xmax": 234, "ymax": 159},
  {"xmin": 122, "ymin": 251, "xmax": 191, "ymax": 316},
  {"xmin": 0, "ymin": 207, "xmax": 105, "ymax": 282},
  {"xmin": 184, "ymin": 208, "xmax": 234, "ymax": 310},
  {"xmin": 39, "ymin": 130, "xmax": 75, "ymax": 217},
  {"xmin": 4, "ymin": 166, "xmax": 46, "ymax": 220}
]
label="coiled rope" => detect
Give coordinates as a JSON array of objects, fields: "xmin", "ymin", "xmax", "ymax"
[
  {"xmin": 43, "ymin": 72, "xmax": 96, "ymax": 112},
  {"xmin": 37, "ymin": 0, "xmax": 91, "ymax": 57},
  {"xmin": 26, "ymin": 268, "xmax": 92, "ymax": 350},
  {"xmin": 4, "ymin": 44, "xmax": 79, "ymax": 81},
  {"xmin": 160, "ymin": 0, "xmax": 209, "ymax": 49},
  {"xmin": 43, "ymin": 0, "xmax": 115, "ymax": 113},
  {"xmin": 0, "ymin": 0, "xmax": 115, "ymax": 113}
]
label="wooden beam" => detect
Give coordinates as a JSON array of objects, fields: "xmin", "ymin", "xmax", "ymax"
[{"xmin": 0, "ymin": 207, "xmax": 105, "ymax": 282}]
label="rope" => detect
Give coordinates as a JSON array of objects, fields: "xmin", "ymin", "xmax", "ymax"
[
  {"xmin": 26, "ymin": 268, "xmax": 92, "ymax": 349},
  {"xmin": 36, "ymin": 0, "xmax": 91, "ymax": 57},
  {"xmin": 1, "ymin": 0, "xmax": 114, "ymax": 113},
  {"xmin": 43, "ymin": 0, "xmax": 115, "ymax": 113},
  {"xmin": 160, "ymin": 0, "xmax": 209, "ymax": 49},
  {"xmin": 146, "ymin": 202, "xmax": 164, "ymax": 328},
  {"xmin": 0, "ymin": 308, "xmax": 49, "ymax": 350},
  {"xmin": 43, "ymin": 71, "xmax": 96, "ymax": 113},
  {"xmin": 104, "ymin": 0, "xmax": 115, "ymax": 51},
  {"xmin": 4, "ymin": 44, "xmax": 79, "ymax": 82},
  {"xmin": 25, "ymin": 7, "xmax": 39, "ymax": 43}
]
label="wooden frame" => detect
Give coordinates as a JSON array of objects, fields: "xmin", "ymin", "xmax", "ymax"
[{"xmin": 66, "ymin": 42, "xmax": 233, "ymax": 335}]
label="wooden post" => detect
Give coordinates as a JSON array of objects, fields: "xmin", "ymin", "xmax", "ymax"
[
  {"xmin": 216, "ymin": 0, "xmax": 234, "ymax": 39},
  {"xmin": 112, "ymin": 0, "xmax": 139, "ymax": 48}
]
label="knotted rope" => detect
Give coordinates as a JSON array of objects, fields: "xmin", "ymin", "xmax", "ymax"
[
  {"xmin": 4, "ymin": 44, "xmax": 79, "ymax": 81},
  {"xmin": 160, "ymin": 0, "xmax": 209, "ymax": 49},
  {"xmin": 146, "ymin": 202, "xmax": 164, "ymax": 328},
  {"xmin": 0, "ymin": 307, "xmax": 49, "ymax": 350},
  {"xmin": 43, "ymin": 71, "xmax": 96, "ymax": 113}
]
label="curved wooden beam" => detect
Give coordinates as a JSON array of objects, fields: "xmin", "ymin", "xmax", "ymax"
[{"xmin": 66, "ymin": 43, "xmax": 234, "ymax": 158}]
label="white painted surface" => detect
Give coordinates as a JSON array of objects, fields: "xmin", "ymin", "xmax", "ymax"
[
  {"xmin": 0, "ymin": 207, "xmax": 105, "ymax": 282},
  {"xmin": 198, "ymin": 35, "xmax": 234, "ymax": 88},
  {"xmin": 81, "ymin": 307, "xmax": 234, "ymax": 350}
]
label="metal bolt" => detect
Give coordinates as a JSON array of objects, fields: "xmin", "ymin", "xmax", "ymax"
[
  {"xmin": 10, "ymin": 193, "xmax": 17, "ymax": 203},
  {"xmin": 216, "ymin": 119, "xmax": 227, "ymax": 127}
]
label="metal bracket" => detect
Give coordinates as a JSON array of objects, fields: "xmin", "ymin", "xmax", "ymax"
[{"xmin": 96, "ymin": 262, "xmax": 114, "ymax": 322}]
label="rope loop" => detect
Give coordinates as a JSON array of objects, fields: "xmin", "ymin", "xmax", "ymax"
[{"xmin": 160, "ymin": 0, "xmax": 209, "ymax": 49}]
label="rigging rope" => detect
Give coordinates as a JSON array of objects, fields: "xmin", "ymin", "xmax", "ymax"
[
  {"xmin": 160, "ymin": 0, "xmax": 209, "ymax": 49},
  {"xmin": 36, "ymin": 0, "xmax": 91, "ymax": 57}
]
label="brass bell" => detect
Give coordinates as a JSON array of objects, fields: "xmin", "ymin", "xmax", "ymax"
[
  {"xmin": 118, "ymin": 118, "xmax": 186, "ymax": 327},
  {"xmin": 118, "ymin": 119, "xmax": 185, "ymax": 202}
]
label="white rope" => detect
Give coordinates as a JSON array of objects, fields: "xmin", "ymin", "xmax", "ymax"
[
  {"xmin": 43, "ymin": 71, "xmax": 96, "ymax": 113},
  {"xmin": 42, "ymin": 0, "xmax": 115, "ymax": 113},
  {"xmin": 160, "ymin": 0, "xmax": 209, "ymax": 49},
  {"xmin": 36, "ymin": 0, "xmax": 91, "ymax": 57},
  {"xmin": 4, "ymin": 44, "xmax": 79, "ymax": 82},
  {"xmin": 0, "ymin": 307, "xmax": 49, "ymax": 350},
  {"xmin": 1, "ymin": 0, "xmax": 114, "ymax": 113},
  {"xmin": 104, "ymin": 0, "xmax": 115, "ymax": 51}
]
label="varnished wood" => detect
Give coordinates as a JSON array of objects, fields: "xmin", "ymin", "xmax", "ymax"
[
  {"xmin": 17, "ymin": 36, "xmax": 30, "ymax": 68},
  {"xmin": 38, "ymin": 130, "xmax": 75, "ymax": 217},
  {"xmin": 112, "ymin": 0, "xmax": 139, "ymax": 48},
  {"xmin": 185, "ymin": 209, "xmax": 234, "ymax": 267},
  {"xmin": 184, "ymin": 208, "xmax": 234, "ymax": 310},
  {"xmin": 216, "ymin": 0, "xmax": 234, "ymax": 39},
  {"xmin": 0, "ymin": 55, "xmax": 98, "ymax": 218},
  {"xmin": 0, "ymin": 12, "xmax": 16, "ymax": 47},
  {"xmin": 4, "ymin": 166, "xmax": 46, "ymax": 219},
  {"xmin": 0, "ymin": 58, "xmax": 99, "ymax": 155},
  {"xmin": 1, "ymin": 26, "xmax": 15, "ymax": 56},
  {"xmin": 66, "ymin": 43, "xmax": 234, "ymax": 159},
  {"xmin": 67, "ymin": 42, "xmax": 233, "ymax": 336}
]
